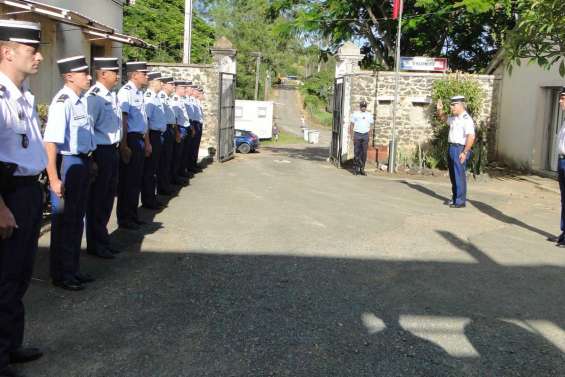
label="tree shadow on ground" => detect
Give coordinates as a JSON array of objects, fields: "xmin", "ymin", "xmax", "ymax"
[{"xmin": 263, "ymin": 146, "xmax": 330, "ymax": 162}]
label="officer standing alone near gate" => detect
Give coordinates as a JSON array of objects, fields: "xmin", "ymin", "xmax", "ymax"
[
  {"xmin": 554, "ymin": 87, "xmax": 565, "ymax": 247},
  {"xmin": 350, "ymin": 100, "xmax": 373, "ymax": 176},
  {"xmin": 0, "ymin": 19, "xmax": 46, "ymax": 377},
  {"xmin": 436, "ymin": 96, "xmax": 476, "ymax": 208},
  {"xmin": 85, "ymin": 57, "xmax": 122, "ymax": 259},
  {"xmin": 116, "ymin": 62, "xmax": 149, "ymax": 230},
  {"xmin": 44, "ymin": 56, "xmax": 97, "ymax": 291}
]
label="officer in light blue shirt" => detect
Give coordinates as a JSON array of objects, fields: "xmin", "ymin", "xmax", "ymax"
[
  {"xmin": 170, "ymin": 81, "xmax": 191, "ymax": 184},
  {"xmin": 349, "ymin": 100, "xmax": 374, "ymax": 176},
  {"xmin": 43, "ymin": 56, "xmax": 96, "ymax": 291},
  {"xmin": 116, "ymin": 61, "xmax": 149, "ymax": 230},
  {"xmin": 0, "ymin": 20, "xmax": 47, "ymax": 373},
  {"xmin": 186, "ymin": 85, "xmax": 203, "ymax": 173},
  {"xmin": 180, "ymin": 81, "xmax": 195, "ymax": 177},
  {"xmin": 85, "ymin": 57, "xmax": 122, "ymax": 260},
  {"xmin": 157, "ymin": 77, "xmax": 177, "ymax": 194},
  {"xmin": 141, "ymin": 71, "xmax": 167, "ymax": 209}
]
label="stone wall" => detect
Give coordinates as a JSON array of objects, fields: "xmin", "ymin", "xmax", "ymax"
[
  {"xmin": 148, "ymin": 63, "xmax": 220, "ymax": 153},
  {"xmin": 344, "ymin": 71, "xmax": 500, "ymax": 161}
]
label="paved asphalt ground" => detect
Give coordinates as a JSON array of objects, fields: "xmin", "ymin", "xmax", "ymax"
[{"xmin": 19, "ymin": 90, "xmax": 565, "ymax": 376}]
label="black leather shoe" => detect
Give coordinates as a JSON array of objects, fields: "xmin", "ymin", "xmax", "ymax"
[
  {"xmin": 449, "ymin": 203, "xmax": 466, "ymax": 208},
  {"xmin": 87, "ymin": 248, "xmax": 115, "ymax": 259},
  {"xmin": 119, "ymin": 221, "xmax": 140, "ymax": 230},
  {"xmin": 142, "ymin": 202, "xmax": 162, "ymax": 210},
  {"xmin": 133, "ymin": 219, "xmax": 147, "ymax": 226},
  {"xmin": 106, "ymin": 246, "xmax": 122, "ymax": 254},
  {"xmin": 158, "ymin": 188, "xmax": 175, "ymax": 196},
  {"xmin": 75, "ymin": 273, "xmax": 96, "ymax": 284},
  {"xmin": 53, "ymin": 279, "xmax": 84, "ymax": 291},
  {"xmin": 0, "ymin": 366, "xmax": 26, "ymax": 377},
  {"xmin": 172, "ymin": 177, "xmax": 189, "ymax": 186},
  {"xmin": 557, "ymin": 232, "xmax": 565, "ymax": 244},
  {"xmin": 9, "ymin": 347, "xmax": 43, "ymax": 364},
  {"xmin": 360, "ymin": 169, "xmax": 367, "ymax": 176}
]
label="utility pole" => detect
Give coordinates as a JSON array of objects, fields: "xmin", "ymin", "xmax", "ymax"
[
  {"xmin": 183, "ymin": 0, "xmax": 193, "ymax": 64},
  {"xmin": 264, "ymin": 71, "xmax": 271, "ymax": 100},
  {"xmin": 251, "ymin": 52, "xmax": 261, "ymax": 100},
  {"xmin": 388, "ymin": 0, "xmax": 404, "ymax": 174}
]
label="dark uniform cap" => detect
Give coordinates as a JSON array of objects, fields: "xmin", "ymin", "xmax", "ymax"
[
  {"xmin": 0, "ymin": 20, "xmax": 41, "ymax": 45},
  {"xmin": 560, "ymin": 87, "xmax": 565, "ymax": 98},
  {"xmin": 147, "ymin": 71, "xmax": 162, "ymax": 81},
  {"xmin": 160, "ymin": 76, "xmax": 174, "ymax": 84},
  {"xmin": 181, "ymin": 81, "xmax": 192, "ymax": 87},
  {"xmin": 360, "ymin": 100, "xmax": 368, "ymax": 107},
  {"xmin": 450, "ymin": 95, "xmax": 466, "ymax": 103},
  {"xmin": 125, "ymin": 61, "xmax": 149, "ymax": 73},
  {"xmin": 93, "ymin": 57, "xmax": 120, "ymax": 71},
  {"xmin": 57, "ymin": 56, "xmax": 89, "ymax": 74}
]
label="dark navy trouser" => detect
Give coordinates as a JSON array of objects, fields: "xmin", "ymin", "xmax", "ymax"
[
  {"xmin": 558, "ymin": 157, "xmax": 565, "ymax": 231},
  {"xmin": 86, "ymin": 145, "xmax": 119, "ymax": 253},
  {"xmin": 158, "ymin": 125, "xmax": 174, "ymax": 192},
  {"xmin": 353, "ymin": 132, "xmax": 369, "ymax": 169},
  {"xmin": 50, "ymin": 154, "xmax": 91, "ymax": 282},
  {"xmin": 181, "ymin": 128, "xmax": 193, "ymax": 173},
  {"xmin": 188, "ymin": 121, "xmax": 202, "ymax": 171},
  {"xmin": 0, "ymin": 181, "xmax": 42, "ymax": 370},
  {"xmin": 172, "ymin": 127, "xmax": 188, "ymax": 179},
  {"xmin": 117, "ymin": 133, "xmax": 145, "ymax": 225},
  {"xmin": 141, "ymin": 130, "xmax": 163, "ymax": 206},
  {"xmin": 447, "ymin": 144, "xmax": 471, "ymax": 206}
]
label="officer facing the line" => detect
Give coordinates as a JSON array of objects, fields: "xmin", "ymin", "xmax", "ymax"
[
  {"xmin": 116, "ymin": 61, "xmax": 149, "ymax": 230},
  {"xmin": 44, "ymin": 55, "xmax": 96, "ymax": 292},
  {"xmin": 436, "ymin": 96, "xmax": 476, "ymax": 208},
  {"xmin": 350, "ymin": 100, "xmax": 374, "ymax": 176},
  {"xmin": 141, "ymin": 71, "xmax": 167, "ymax": 210},
  {"xmin": 554, "ymin": 87, "xmax": 565, "ymax": 247},
  {"xmin": 157, "ymin": 76, "xmax": 177, "ymax": 195},
  {"xmin": 0, "ymin": 19, "xmax": 46, "ymax": 377},
  {"xmin": 85, "ymin": 57, "xmax": 122, "ymax": 259}
]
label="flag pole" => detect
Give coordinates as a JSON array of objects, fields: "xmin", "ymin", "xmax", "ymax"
[{"xmin": 388, "ymin": 0, "xmax": 403, "ymax": 173}]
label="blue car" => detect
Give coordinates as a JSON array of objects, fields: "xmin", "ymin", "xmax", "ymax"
[{"xmin": 234, "ymin": 129, "xmax": 259, "ymax": 154}]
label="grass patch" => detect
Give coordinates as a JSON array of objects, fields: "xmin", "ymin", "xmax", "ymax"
[{"xmin": 261, "ymin": 130, "xmax": 306, "ymax": 146}]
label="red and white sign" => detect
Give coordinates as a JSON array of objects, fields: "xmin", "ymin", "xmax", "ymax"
[{"xmin": 400, "ymin": 57, "xmax": 448, "ymax": 72}]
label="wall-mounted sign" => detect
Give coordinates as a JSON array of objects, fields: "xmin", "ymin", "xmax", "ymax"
[{"xmin": 400, "ymin": 57, "xmax": 448, "ymax": 72}]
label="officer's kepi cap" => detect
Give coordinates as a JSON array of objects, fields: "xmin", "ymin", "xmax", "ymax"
[
  {"xmin": 0, "ymin": 20, "xmax": 41, "ymax": 45},
  {"xmin": 125, "ymin": 61, "xmax": 149, "ymax": 73},
  {"xmin": 360, "ymin": 100, "xmax": 367, "ymax": 107},
  {"xmin": 560, "ymin": 87, "xmax": 565, "ymax": 98},
  {"xmin": 57, "ymin": 56, "xmax": 89, "ymax": 74},
  {"xmin": 93, "ymin": 57, "xmax": 119, "ymax": 71},
  {"xmin": 160, "ymin": 76, "xmax": 174, "ymax": 84},
  {"xmin": 450, "ymin": 95, "xmax": 466, "ymax": 104},
  {"xmin": 147, "ymin": 71, "xmax": 161, "ymax": 81},
  {"xmin": 180, "ymin": 81, "xmax": 192, "ymax": 87}
]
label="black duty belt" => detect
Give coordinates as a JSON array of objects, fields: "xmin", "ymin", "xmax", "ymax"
[
  {"xmin": 559, "ymin": 154, "xmax": 565, "ymax": 160},
  {"xmin": 97, "ymin": 143, "xmax": 120, "ymax": 150},
  {"xmin": 76, "ymin": 152, "xmax": 93, "ymax": 158},
  {"xmin": 9, "ymin": 175, "xmax": 39, "ymax": 187},
  {"xmin": 128, "ymin": 132, "xmax": 144, "ymax": 137},
  {"xmin": 448, "ymin": 143, "xmax": 465, "ymax": 147}
]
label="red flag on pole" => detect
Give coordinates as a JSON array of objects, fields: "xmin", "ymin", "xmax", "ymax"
[{"xmin": 392, "ymin": 0, "xmax": 401, "ymax": 20}]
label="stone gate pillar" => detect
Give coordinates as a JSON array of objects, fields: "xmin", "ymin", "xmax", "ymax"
[
  {"xmin": 211, "ymin": 36, "xmax": 237, "ymax": 74},
  {"xmin": 335, "ymin": 42, "xmax": 363, "ymax": 78}
]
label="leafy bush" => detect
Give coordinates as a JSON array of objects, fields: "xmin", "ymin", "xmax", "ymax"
[{"xmin": 428, "ymin": 74, "xmax": 486, "ymax": 172}]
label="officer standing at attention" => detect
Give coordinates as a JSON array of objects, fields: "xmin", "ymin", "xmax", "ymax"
[
  {"xmin": 436, "ymin": 96, "xmax": 475, "ymax": 208},
  {"xmin": 170, "ymin": 81, "xmax": 190, "ymax": 185},
  {"xmin": 141, "ymin": 71, "xmax": 166, "ymax": 210},
  {"xmin": 116, "ymin": 62, "xmax": 149, "ymax": 230},
  {"xmin": 180, "ymin": 81, "xmax": 195, "ymax": 178},
  {"xmin": 191, "ymin": 86, "xmax": 205, "ymax": 173},
  {"xmin": 85, "ymin": 57, "xmax": 122, "ymax": 260},
  {"xmin": 44, "ymin": 56, "xmax": 96, "ymax": 291},
  {"xmin": 554, "ymin": 87, "xmax": 565, "ymax": 247},
  {"xmin": 349, "ymin": 100, "xmax": 373, "ymax": 176},
  {"xmin": 157, "ymin": 76, "xmax": 177, "ymax": 195},
  {"xmin": 185, "ymin": 84, "xmax": 201, "ymax": 174},
  {"xmin": 0, "ymin": 19, "xmax": 46, "ymax": 377}
]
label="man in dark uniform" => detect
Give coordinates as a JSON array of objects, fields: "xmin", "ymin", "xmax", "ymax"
[
  {"xmin": 555, "ymin": 87, "xmax": 565, "ymax": 246},
  {"xmin": 0, "ymin": 19, "xmax": 46, "ymax": 377},
  {"xmin": 44, "ymin": 56, "xmax": 96, "ymax": 291},
  {"xmin": 85, "ymin": 57, "xmax": 122, "ymax": 259},
  {"xmin": 116, "ymin": 62, "xmax": 149, "ymax": 230},
  {"xmin": 349, "ymin": 100, "xmax": 374, "ymax": 175}
]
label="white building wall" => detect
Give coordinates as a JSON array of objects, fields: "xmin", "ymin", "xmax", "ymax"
[{"xmin": 495, "ymin": 60, "xmax": 564, "ymax": 170}]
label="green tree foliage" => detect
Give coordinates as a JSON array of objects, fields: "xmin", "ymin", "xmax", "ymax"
[
  {"xmin": 123, "ymin": 0, "xmax": 215, "ymax": 64},
  {"xmin": 271, "ymin": 0, "xmax": 515, "ymax": 72},
  {"xmin": 504, "ymin": 0, "xmax": 565, "ymax": 76}
]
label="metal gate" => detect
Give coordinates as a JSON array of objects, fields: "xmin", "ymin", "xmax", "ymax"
[
  {"xmin": 329, "ymin": 77, "xmax": 345, "ymax": 166},
  {"xmin": 218, "ymin": 73, "xmax": 236, "ymax": 162}
]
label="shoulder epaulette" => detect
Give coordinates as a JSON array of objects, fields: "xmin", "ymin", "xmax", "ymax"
[
  {"xmin": 124, "ymin": 84, "xmax": 131, "ymax": 90},
  {"xmin": 89, "ymin": 87, "xmax": 101, "ymax": 96},
  {"xmin": 0, "ymin": 84, "xmax": 5, "ymax": 99},
  {"xmin": 57, "ymin": 94, "xmax": 69, "ymax": 103},
  {"xmin": 173, "ymin": 96, "xmax": 178, "ymax": 100},
  {"xmin": 463, "ymin": 113, "xmax": 470, "ymax": 119},
  {"xmin": 145, "ymin": 92, "xmax": 152, "ymax": 98},
  {"xmin": 159, "ymin": 93, "xmax": 166, "ymax": 99}
]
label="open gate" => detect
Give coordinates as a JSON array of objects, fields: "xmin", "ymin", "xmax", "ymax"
[
  {"xmin": 329, "ymin": 77, "xmax": 345, "ymax": 166},
  {"xmin": 217, "ymin": 73, "xmax": 236, "ymax": 162}
]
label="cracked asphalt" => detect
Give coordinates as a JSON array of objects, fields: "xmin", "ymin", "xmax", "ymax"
[{"xmin": 18, "ymin": 140, "xmax": 565, "ymax": 376}]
